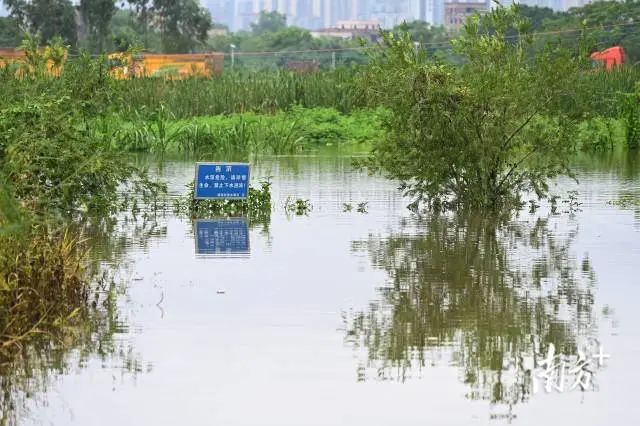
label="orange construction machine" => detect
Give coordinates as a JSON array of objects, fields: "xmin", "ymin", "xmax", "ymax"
[
  {"xmin": 108, "ymin": 52, "xmax": 224, "ymax": 79},
  {"xmin": 590, "ymin": 46, "xmax": 626, "ymax": 71}
]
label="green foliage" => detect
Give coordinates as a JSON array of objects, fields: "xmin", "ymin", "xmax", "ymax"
[
  {"xmin": 4, "ymin": 0, "xmax": 77, "ymax": 45},
  {"xmin": 359, "ymin": 5, "xmax": 585, "ymax": 211},
  {"xmin": 571, "ymin": 67, "xmax": 640, "ymax": 118},
  {"xmin": 79, "ymin": 0, "xmax": 118, "ymax": 53},
  {"xmin": 0, "ymin": 47, "xmax": 164, "ymax": 220},
  {"xmin": 0, "ymin": 182, "xmax": 24, "ymax": 235},
  {"xmin": 288, "ymin": 106, "xmax": 386, "ymax": 145},
  {"xmin": 576, "ymin": 117, "xmax": 621, "ymax": 151},
  {"xmin": 617, "ymin": 82, "xmax": 640, "ymax": 149},
  {"xmin": 556, "ymin": 0, "xmax": 640, "ymax": 63},
  {"xmin": 0, "ymin": 49, "xmax": 165, "ymax": 391},
  {"xmin": 0, "ymin": 95, "xmax": 162, "ymax": 217},
  {"xmin": 114, "ymin": 107, "xmax": 382, "ymax": 156},
  {"xmin": 122, "ymin": 104, "xmax": 183, "ymax": 154},
  {"xmin": 126, "ymin": 0, "xmax": 211, "ymax": 53},
  {"xmin": 111, "ymin": 69, "xmax": 362, "ymax": 117},
  {"xmin": 251, "ymin": 11, "xmax": 287, "ymax": 36},
  {"xmin": 502, "ymin": 2, "xmax": 640, "ymax": 64},
  {"xmin": 284, "ymin": 197, "xmax": 312, "ymax": 216},
  {"xmin": 0, "ymin": 16, "xmax": 23, "ymax": 47},
  {"xmin": 515, "ymin": 5, "xmax": 559, "ymax": 30},
  {"xmin": 0, "ymin": 229, "xmax": 89, "ymax": 356}
]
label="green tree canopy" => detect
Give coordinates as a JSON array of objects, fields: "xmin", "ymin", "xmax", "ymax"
[
  {"xmin": 0, "ymin": 17, "xmax": 22, "ymax": 47},
  {"xmin": 126, "ymin": 0, "xmax": 211, "ymax": 53},
  {"xmin": 79, "ymin": 0, "xmax": 117, "ymax": 53},
  {"xmin": 250, "ymin": 10, "xmax": 287, "ymax": 36},
  {"xmin": 153, "ymin": 0, "xmax": 212, "ymax": 53},
  {"xmin": 393, "ymin": 20, "xmax": 448, "ymax": 45},
  {"xmin": 359, "ymin": 5, "xmax": 586, "ymax": 211},
  {"xmin": 3, "ymin": 0, "xmax": 77, "ymax": 45}
]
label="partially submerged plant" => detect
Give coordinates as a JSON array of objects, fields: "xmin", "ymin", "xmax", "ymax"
[
  {"xmin": 174, "ymin": 179, "xmax": 272, "ymax": 224},
  {"xmin": 284, "ymin": 197, "xmax": 312, "ymax": 216},
  {"xmin": 0, "ymin": 228, "xmax": 89, "ymax": 358},
  {"xmin": 358, "ymin": 4, "xmax": 586, "ymax": 212},
  {"xmin": 356, "ymin": 202, "xmax": 369, "ymax": 214}
]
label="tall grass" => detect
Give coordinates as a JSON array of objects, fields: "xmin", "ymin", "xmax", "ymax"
[
  {"xmin": 570, "ymin": 67, "xmax": 640, "ymax": 118},
  {"xmin": 114, "ymin": 107, "xmax": 385, "ymax": 156},
  {"xmin": 111, "ymin": 69, "xmax": 363, "ymax": 118}
]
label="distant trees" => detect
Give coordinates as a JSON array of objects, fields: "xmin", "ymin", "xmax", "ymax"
[
  {"xmin": 2, "ymin": 0, "xmax": 212, "ymax": 53},
  {"xmin": 79, "ymin": 0, "xmax": 117, "ymax": 53},
  {"xmin": 0, "ymin": 17, "xmax": 22, "ymax": 46},
  {"xmin": 395, "ymin": 20, "xmax": 448, "ymax": 46},
  {"xmin": 3, "ymin": 0, "xmax": 77, "ymax": 45},
  {"xmin": 515, "ymin": 2, "xmax": 640, "ymax": 63},
  {"xmin": 250, "ymin": 10, "xmax": 287, "ymax": 35},
  {"xmin": 516, "ymin": 5, "xmax": 559, "ymax": 30},
  {"xmin": 148, "ymin": 0, "xmax": 212, "ymax": 53}
]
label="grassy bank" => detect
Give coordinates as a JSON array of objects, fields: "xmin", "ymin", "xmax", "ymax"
[{"xmin": 110, "ymin": 106, "xmax": 386, "ymax": 156}]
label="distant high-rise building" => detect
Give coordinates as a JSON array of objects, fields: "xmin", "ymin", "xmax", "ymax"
[
  {"xmin": 291, "ymin": 0, "xmax": 323, "ymax": 28},
  {"xmin": 433, "ymin": 0, "xmax": 445, "ymax": 25},
  {"xmin": 444, "ymin": 1, "xmax": 488, "ymax": 29},
  {"xmin": 204, "ymin": 0, "xmax": 598, "ymax": 32}
]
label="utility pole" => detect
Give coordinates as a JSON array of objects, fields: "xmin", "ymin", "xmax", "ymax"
[{"xmin": 230, "ymin": 44, "xmax": 237, "ymax": 70}]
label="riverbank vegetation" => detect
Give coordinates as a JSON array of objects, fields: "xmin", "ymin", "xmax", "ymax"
[
  {"xmin": 113, "ymin": 106, "xmax": 385, "ymax": 156},
  {"xmin": 0, "ymin": 45, "xmax": 163, "ymax": 362}
]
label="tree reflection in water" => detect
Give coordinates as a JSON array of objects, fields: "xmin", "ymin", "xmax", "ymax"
[{"xmin": 345, "ymin": 214, "xmax": 598, "ymax": 407}]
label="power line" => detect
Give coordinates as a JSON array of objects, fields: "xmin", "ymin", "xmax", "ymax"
[{"xmin": 223, "ymin": 20, "xmax": 640, "ymax": 57}]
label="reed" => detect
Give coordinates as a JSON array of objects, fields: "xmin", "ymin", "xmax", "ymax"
[
  {"xmin": 0, "ymin": 228, "xmax": 89, "ymax": 358},
  {"xmin": 110, "ymin": 69, "xmax": 363, "ymax": 118},
  {"xmin": 115, "ymin": 107, "xmax": 383, "ymax": 156}
]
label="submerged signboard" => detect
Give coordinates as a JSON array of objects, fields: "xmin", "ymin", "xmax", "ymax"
[
  {"xmin": 194, "ymin": 163, "xmax": 250, "ymax": 200},
  {"xmin": 195, "ymin": 219, "xmax": 250, "ymax": 255}
]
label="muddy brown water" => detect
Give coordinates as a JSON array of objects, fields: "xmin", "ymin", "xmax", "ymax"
[{"xmin": 6, "ymin": 151, "xmax": 640, "ymax": 425}]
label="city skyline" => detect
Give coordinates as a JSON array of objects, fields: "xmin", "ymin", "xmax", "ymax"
[
  {"xmin": 205, "ymin": 0, "xmax": 599, "ymax": 31},
  {"xmin": 0, "ymin": 1, "xmax": 600, "ymax": 31}
]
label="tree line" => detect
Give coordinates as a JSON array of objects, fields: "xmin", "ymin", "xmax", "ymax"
[
  {"xmin": 0, "ymin": 0, "xmax": 212, "ymax": 53},
  {"xmin": 0, "ymin": 1, "xmax": 638, "ymax": 62}
]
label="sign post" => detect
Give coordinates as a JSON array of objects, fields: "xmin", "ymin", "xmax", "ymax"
[{"xmin": 194, "ymin": 162, "xmax": 250, "ymax": 200}]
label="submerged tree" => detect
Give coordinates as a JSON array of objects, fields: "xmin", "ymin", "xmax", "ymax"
[{"xmin": 359, "ymin": 5, "xmax": 587, "ymax": 211}]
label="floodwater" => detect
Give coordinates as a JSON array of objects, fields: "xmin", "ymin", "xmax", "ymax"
[{"xmin": 4, "ymin": 151, "xmax": 640, "ymax": 425}]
